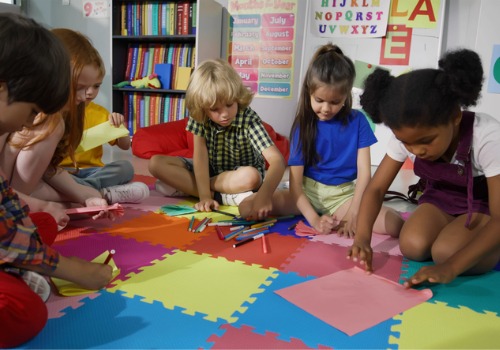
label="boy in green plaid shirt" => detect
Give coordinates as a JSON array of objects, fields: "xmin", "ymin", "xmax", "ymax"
[{"xmin": 149, "ymin": 59, "xmax": 286, "ymax": 220}]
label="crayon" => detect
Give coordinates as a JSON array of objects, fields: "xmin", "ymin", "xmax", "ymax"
[
  {"xmin": 104, "ymin": 249, "xmax": 115, "ymax": 264},
  {"xmin": 232, "ymin": 233, "xmax": 264, "ymax": 248},
  {"xmin": 288, "ymin": 222, "xmax": 300, "ymax": 230}
]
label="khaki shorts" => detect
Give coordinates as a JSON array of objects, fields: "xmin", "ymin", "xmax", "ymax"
[{"xmin": 303, "ymin": 176, "xmax": 355, "ymax": 215}]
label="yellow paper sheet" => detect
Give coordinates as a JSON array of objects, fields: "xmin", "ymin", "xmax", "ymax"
[
  {"xmin": 76, "ymin": 122, "xmax": 129, "ymax": 153},
  {"xmin": 51, "ymin": 251, "xmax": 120, "ymax": 296}
]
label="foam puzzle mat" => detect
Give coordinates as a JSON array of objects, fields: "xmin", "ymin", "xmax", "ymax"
[{"xmin": 17, "ymin": 183, "xmax": 500, "ymax": 349}]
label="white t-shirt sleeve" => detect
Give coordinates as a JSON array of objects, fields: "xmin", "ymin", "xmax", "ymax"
[
  {"xmin": 386, "ymin": 133, "xmax": 413, "ymax": 163},
  {"xmin": 472, "ymin": 112, "xmax": 500, "ymax": 178}
]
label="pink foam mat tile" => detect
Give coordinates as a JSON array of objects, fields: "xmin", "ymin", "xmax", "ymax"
[
  {"xmin": 311, "ymin": 232, "xmax": 402, "ymax": 256},
  {"xmin": 207, "ymin": 324, "xmax": 331, "ymax": 349},
  {"xmin": 122, "ymin": 193, "xmax": 184, "ymax": 212},
  {"xmin": 280, "ymin": 240, "xmax": 404, "ymax": 282},
  {"xmin": 46, "ymin": 290, "xmax": 101, "ymax": 319}
]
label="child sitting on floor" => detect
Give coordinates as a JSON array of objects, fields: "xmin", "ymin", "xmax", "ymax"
[
  {"xmin": 239, "ymin": 43, "xmax": 402, "ymax": 235},
  {"xmin": 0, "ymin": 13, "xmax": 113, "ymax": 348},
  {"xmin": 59, "ymin": 39, "xmax": 136, "ymax": 193},
  {"xmin": 149, "ymin": 59, "xmax": 286, "ymax": 220},
  {"xmin": 2, "ymin": 28, "xmax": 149, "ymax": 207},
  {"xmin": 348, "ymin": 48, "xmax": 500, "ymax": 287}
]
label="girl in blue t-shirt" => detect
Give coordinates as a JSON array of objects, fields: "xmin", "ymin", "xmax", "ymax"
[{"xmin": 240, "ymin": 43, "xmax": 403, "ymax": 237}]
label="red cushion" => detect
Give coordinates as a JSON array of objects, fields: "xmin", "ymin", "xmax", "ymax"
[
  {"xmin": 132, "ymin": 119, "xmax": 189, "ymax": 159},
  {"xmin": 132, "ymin": 119, "xmax": 290, "ymax": 169}
]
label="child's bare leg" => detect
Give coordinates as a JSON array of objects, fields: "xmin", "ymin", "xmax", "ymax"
[
  {"xmin": 211, "ymin": 166, "xmax": 261, "ymax": 193},
  {"xmin": 372, "ymin": 206, "xmax": 404, "ymax": 237},
  {"xmin": 432, "ymin": 213, "xmax": 499, "ymax": 274},
  {"xmin": 149, "ymin": 155, "xmax": 198, "ymax": 196},
  {"xmin": 30, "ymin": 180, "xmax": 100, "ymax": 203},
  {"xmin": 399, "ymin": 203, "xmax": 452, "ymax": 261},
  {"xmin": 239, "ymin": 189, "xmax": 299, "ymax": 218}
]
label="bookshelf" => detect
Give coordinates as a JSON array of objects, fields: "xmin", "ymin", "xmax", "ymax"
[{"xmin": 111, "ymin": 0, "xmax": 222, "ymax": 134}]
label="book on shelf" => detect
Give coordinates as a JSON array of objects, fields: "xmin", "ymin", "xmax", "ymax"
[{"xmin": 174, "ymin": 66, "xmax": 193, "ymax": 90}]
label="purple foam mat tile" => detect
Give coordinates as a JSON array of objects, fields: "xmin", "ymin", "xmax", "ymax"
[
  {"xmin": 281, "ymin": 240, "xmax": 403, "ymax": 282},
  {"xmin": 53, "ymin": 232, "xmax": 174, "ymax": 284}
]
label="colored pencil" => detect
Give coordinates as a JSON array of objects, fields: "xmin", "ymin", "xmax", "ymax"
[
  {"xmin": 250, "ymin": 219, "xmax": 277, "ymax": 229},
  {"xmin": 211, "ymin": 209, "xmax": 238, "ymax": 217},
  {"xmin": 195, "ymin": 217, "xmax": 211, "ymax": 233},
  {"xmin": 188, "ymin": 216, "xmax": 195, "ymax": 231},
  {"xmin": 104, "ymin": 249, "xmax": 115, "ymax": 264},
  {"xmin": 215, "ymin": 226, "xmax": 224, "ymax": 240},
  {"xmin": 262, "ymin": 235, "xmax": 269, "ymax": 253},
  {"xmin": 232, "ymin": 233, "xmax": 264, "ymax": 248},
  {"xmin": 235, "ymin": 229, "xmax": 270, "ymax": 241}
]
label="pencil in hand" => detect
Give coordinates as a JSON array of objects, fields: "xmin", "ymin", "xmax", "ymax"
[{"xmin": 104, "ymin": 249, "xmax": 115, "ymax": 264}]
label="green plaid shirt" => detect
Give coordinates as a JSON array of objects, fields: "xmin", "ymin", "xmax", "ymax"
[{"xmin": 186, "ymin": 106, "xmax": 273, "ymax": 178}]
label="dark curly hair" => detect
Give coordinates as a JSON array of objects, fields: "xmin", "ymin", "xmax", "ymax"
[{"xmin": 360, "ymin": 49, "xmax": 483, "ymax": 129}]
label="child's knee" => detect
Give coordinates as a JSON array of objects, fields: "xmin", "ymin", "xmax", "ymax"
[
  {"xmin": 399, "ymin": 230, "xmax": 431, "ymax": 261},
  {"xmin": 148, "ymin": 155, "xmax": 163, "ymax": 176},
  {"xmin": 238, "ymin": 167, "xmax": 262, "ymax": 190}
]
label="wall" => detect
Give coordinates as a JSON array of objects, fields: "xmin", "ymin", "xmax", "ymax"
[
  {"xmin": 24, "ymin": 0, "xmax": 112, "ymax": 110},
  {"xmin": 24, "ymin": 0, "xmax": 500, "ymax": 137},
  {"xmin": 442, "ymin": 0, "xmax": 500, "ymax": 120}
]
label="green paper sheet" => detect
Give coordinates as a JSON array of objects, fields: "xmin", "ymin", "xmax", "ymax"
[{"xmin": 160, "ymin": 204, "xmax": 198, "ymax": 216}]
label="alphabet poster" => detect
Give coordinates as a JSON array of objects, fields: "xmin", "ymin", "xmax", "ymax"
[
  {"xmin": 226, "ymin": 0, "xmax": 299, "ymax": 98},
  {"xmin": 310, "ymin": 0, "xmax": 391, "ymax": 38}
]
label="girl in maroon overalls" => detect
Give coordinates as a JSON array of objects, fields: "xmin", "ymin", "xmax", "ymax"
[{"xmin": 348, "ymin": 48, "xmax": 500, "ymax": 287}]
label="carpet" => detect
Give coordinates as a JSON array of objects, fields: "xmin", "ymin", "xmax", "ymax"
[{"xmin": 17, "ymin": 182, "xmax": 500, "ymax": 349}]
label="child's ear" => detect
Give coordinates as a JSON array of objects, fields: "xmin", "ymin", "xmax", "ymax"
[{"xmin": 453, "ymin": 108, "xmax": 462, "ymax": 126}]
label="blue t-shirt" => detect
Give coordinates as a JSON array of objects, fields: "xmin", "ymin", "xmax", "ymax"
[{"xmin": 288, "ymin": 109, "xmax": 376, "ymax": 185}]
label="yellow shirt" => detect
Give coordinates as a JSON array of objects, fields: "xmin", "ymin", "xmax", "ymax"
[{"xmin": 60, "ymin": 102, "xmax": 116, "ymax": 168}]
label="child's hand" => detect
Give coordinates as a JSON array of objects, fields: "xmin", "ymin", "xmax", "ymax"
[
  {"xmin": 108, "ymin": 112, "xmax": 125, "ymax": 127},
  {"xmin": 43, "ymin": 201, "xmax": 70, "ymax": 229},
  {"xmin": 334, "ymin": 213, "xmax": 357, "ymax": 238},
  {"xmin": 404, "ymin": 263, "xmax": 457, "ymax": 288},
  {"xmin": 84, "ymin": 197, "xmax": 116, "ymax": 220},
  {"xmin": 244, "ymin": 195, "xmax": 271, "ymax": 221},
  {"xmin": 347, "ymin": 239, "xmax": 373, "ymax": 273},
  {"xmin": 51, "ymin": 255, "xmax": 113, "ymax": 290},
  {"xmin": 312, "ymin": 214, "xmax": 336, "ymax": 234},
  {"xmin": 195, "ymin": 198, "xmax": 219, "ymax": 212}
]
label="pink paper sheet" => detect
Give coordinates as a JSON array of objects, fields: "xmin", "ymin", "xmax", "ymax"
[
  {"xmin": 275, "ymin": 266, "xmax": 432, "ymax": 336},
  {"xmin": 65, "ymin": 203, "xmax": 124, "ymax": 217}
]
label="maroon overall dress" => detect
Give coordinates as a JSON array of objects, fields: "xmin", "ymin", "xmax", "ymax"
[{"xmin": 414, "ymin": 111, "xmax": 489, "ymax": 227}]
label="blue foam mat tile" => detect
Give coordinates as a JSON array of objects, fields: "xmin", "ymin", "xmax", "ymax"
[
  {"xmin": 231, "ymin": 270, "xmax": 397, "ymax": 349},
  {"xmin": 401, "ymin": 258, "xmax": 500, "ymax": 315},
  {"xmin": 19, "ymin": 290, "xmax": 225, "ymax": 349}
]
